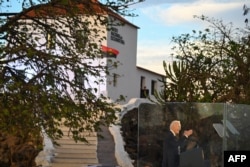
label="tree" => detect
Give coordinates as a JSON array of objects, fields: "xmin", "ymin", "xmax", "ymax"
[
  {"xmin": 0, "ymin": 0, "xmax": 144, "ymax": 166},
  {"xmin": 158, "ymin": 15, "xmax": 250, "ymax": 104}
]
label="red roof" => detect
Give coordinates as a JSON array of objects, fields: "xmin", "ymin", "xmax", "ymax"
[
  {"xmin": 25, "ymin": 1, "xmax": 104, "ymax": 17},
  {"xmin": 22, "ymin": 0, "xmax": 138, "ymax": 28}
]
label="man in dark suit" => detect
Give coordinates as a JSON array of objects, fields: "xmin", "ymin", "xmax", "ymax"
[{"xmin": 162, "ymin": 120, "xmax": 193, "ymax": 167}]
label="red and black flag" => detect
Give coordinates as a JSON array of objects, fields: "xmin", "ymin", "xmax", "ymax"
[{"xmin": 101, "ymin": 45, "xmax": 119, "ymax": 58}]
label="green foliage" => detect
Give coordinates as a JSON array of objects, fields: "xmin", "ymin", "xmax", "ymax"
[
  {"xmin": 158, "ymin": 15, "xmax": 250, "ymax": 104},
  {"xmin": 0, "ymin": 0, "xmax": 143, "ymax": 146}
]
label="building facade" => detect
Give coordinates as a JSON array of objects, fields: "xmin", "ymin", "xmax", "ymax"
[
  {"xmin": 22, "ymin": 0, "xmax": 165, "ymax": 104},
  {"xmin": 103, "ymin": 18, "xmax": 164, "ymax": 104}
]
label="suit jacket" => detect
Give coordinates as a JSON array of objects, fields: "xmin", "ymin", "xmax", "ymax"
[{"xmin": 162, "ymin": 131, "xmax": 188, "ymax": 167}]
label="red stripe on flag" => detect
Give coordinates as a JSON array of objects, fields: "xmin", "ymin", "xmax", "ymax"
[{"xmin": 101, "ymin": 45, "xmax": 119, "ymax": 56}]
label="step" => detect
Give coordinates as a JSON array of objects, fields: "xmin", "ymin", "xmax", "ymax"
[
  {"xmin": 61, "ymin": 131, "xmax": 97, "ymax": 136},
  {"xmin": 59, "ymin": 135, "xmax": 97, "ymax": 141},
  {"xmin": 54, "ymin": 148, "xmax": 97, "ymax": 154},
  {"xmin": 55, "ymin": 138, "xmax": 97, "ymax": 145},
  {"xmin": 51, "ymin": 163, "xmax": 100, "ymax": 167},
  {"xmin": 54, "ymin": 144, "xmax": 97, "ymax": 149},
  {"xmin": 61, "ymin": 133, "xmax": 97, "ymax": 138},
  {"xmin": 54, "ymin": 152, "xmax": 97, "ymax": 159},
  {"xmin": 60, "ymin": 127, "xmax": 96, "ymax": 130},
  {"xmin": 52, "ymin": 157, "xmax": 98, "ymax": 164}
]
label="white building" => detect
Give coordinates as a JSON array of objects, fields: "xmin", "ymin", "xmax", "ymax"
[
  {"xmin": 103, "ymin": 21, "xmax": 165, "ymax": 104},
  {"xmin": 23, "ymin": 0, "xmax": 165, "ymax": 105}
]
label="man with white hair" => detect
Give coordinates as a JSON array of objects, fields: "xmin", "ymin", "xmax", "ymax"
[{"xmin": 162, "ymin": 120, "xmax": 193, "ymax": 167}]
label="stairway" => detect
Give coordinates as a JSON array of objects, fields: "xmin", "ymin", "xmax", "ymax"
[{"xmin": 50, "ymin": 126, "xmax": 99, "ymax": 167}]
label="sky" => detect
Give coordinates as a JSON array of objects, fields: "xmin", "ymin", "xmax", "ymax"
[
  {"xmin": 125, "ymin": 0, "xmax": 248, "ymax": 75},
  {"xmin": 1, "ymin": 0, "xmax": 248, "ymax": 75}
]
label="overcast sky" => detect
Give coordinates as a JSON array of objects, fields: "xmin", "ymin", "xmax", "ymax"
[{"xmin": 126, "ymin": 0, "xmax": 248, "ymax": 74}]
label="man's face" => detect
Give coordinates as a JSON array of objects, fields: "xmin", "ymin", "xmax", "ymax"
[{"xmin": 173, "ymin": 122, "xmax": 181, "ymax": 135}]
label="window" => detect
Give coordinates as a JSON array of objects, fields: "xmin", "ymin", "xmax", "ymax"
[
  {"xmin": 140, "ymin": 76, "xmax": 149, "ymax": 98},
  {"xmin": 113, "ymin": 73, "xmax": 117, "ymax": 87},
  {"xmin": 73, "ymin": 29, "xmax": 89, "ymax": 51},
  {"xmin": 74, "ymin": 70, "xmax": 85, "ymax": 88},
  {"xmin": 151, "ymin": 80, "xmax": 157, "ymax": 95},
  {"xmin": 140, "ymin": 76, "xmax": 145, "ymax": 89},
  {"xmin": 46, "ymin": 32, "xmax": 56, "ymax": 49}
]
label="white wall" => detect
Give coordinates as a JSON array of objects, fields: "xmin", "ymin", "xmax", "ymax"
[
  {"xmin": 105, "ymin": 20, "xmax": 139, "ymax": 104},
  {"xmin": 104, "ymin": 19, "xmax": 164, "ymax": 104},
  {"xmin": 136, "ymin": 66, "xmax": 164, "ymax": 100}
]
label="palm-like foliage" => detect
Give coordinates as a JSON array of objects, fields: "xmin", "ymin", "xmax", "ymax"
[{"xmin": 157, "ymin": 15, "xmax": 250, "ymax": 104}]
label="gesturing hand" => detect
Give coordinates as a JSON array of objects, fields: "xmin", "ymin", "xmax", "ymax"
[{"xmin": 184, "ymin": 129, "xmax": 193, "ymax": 137}]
